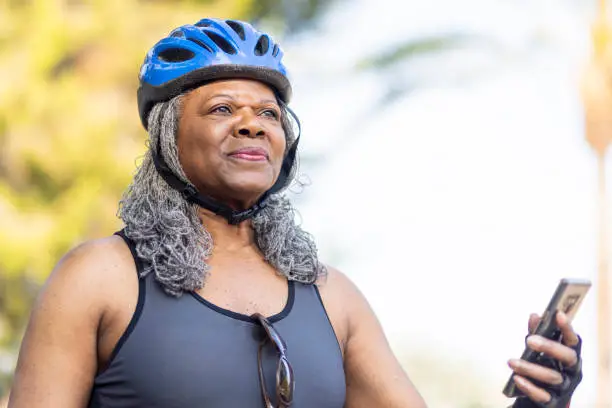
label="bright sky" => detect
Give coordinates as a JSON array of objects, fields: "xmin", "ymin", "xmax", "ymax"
[{"xmin": 282, "ymin": 0, "xmax": 606, "ymax": 406}]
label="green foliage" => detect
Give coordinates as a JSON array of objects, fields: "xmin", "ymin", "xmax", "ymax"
[
  {"xmin": 250, "ymin": 0, "xmax": 336, "ymax": 33},
  {"xmin": 0, "ymin": 0, "xmax": 332, "ymax": 389},
  {"xmin": 357, "ymin": 33, "xmax": 475, "ymax": 70},
  {"xmin": 357, "ymin": 33, "xmax": 494, "ymax": 105}
]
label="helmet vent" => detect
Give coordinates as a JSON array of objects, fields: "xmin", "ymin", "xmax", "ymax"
[
  {"xmin": 158, "ymin": 47, "xmax": 195, "ymax": 63},
  {"xmin": 226, "ymin": 20, "xmax": 246, "ymax": 41},
  {"xmin": 187, "ymin": 38, "xmax": 213, "ymax": 53},
  {"xmin": 170, "ymin": 31, "xmax": 185, "ymax": 38},
  {"xmin": 272, "ymin": 44, "xmax": 280, "ymax": 57},
  {"xmin": 254, "ymin": 35, "xmax": 269, "ymax": 56},
  {"xmin": 203, "ymin": 31, "xmax": 237, "ymax": 55},
  {"xmin": 195, "ymin": 21, "xmax": 212, "ymax": 28}
]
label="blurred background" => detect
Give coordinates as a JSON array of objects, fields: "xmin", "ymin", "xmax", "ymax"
[{"xmin": 0, "ymin": 0, "xmax": 610, "ymax": 406}]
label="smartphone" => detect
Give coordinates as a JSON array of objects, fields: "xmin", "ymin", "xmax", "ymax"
[{"xmin": 502, "ymin": 278, "xmax": 592, "ymax": 398}]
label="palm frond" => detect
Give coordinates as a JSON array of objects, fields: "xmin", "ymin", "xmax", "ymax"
[{"xmin": 357, "ymin": 33, "xmax": 480, "ymax": 71}]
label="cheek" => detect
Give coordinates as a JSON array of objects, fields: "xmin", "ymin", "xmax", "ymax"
[
  {"xmin": 270, "ymin": 130, "xmax": 288, "ymax": 164},
  {"xmin": 177, "ymin": 126, "xmax": 219, "ymax": 174}
]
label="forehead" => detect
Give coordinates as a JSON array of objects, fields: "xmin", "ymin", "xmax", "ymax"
[{"xmin": 187, "ymin": 79, "xmax": 278, "ymax": 104}]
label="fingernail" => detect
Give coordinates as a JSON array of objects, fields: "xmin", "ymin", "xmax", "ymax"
[
  {"xmin": 558, "ymin": 312, "xmax": 567, "ymax": 323},
  {"xmin": 508, "ymin": 359, "xmax": 520, "ymax": 368},
  {"xmin": 527, "ymin": 336, "xmax": 543, "ymax": 347},
  {"xmin": 514, "ymin": 376, "xmax": 526, "ymax": 386}
]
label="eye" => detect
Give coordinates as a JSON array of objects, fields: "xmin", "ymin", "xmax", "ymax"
[
  {"xmin": 211, "ymin": 105, "xmax": 232, "ymax": 114},
  {"xmin": 261, "ymin": 109, "xmax": 280, "ymax": 120}
]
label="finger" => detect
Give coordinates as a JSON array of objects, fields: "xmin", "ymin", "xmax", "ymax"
[
  {"xmin": 527, "ymin": 335, "xmax": 578, "ymax": 367},
  {"xmin": 508, "ymin": 358, "xmax": 563, "ymax": 386},
  {"xmin": 513, "ymin": 375, "xmax": 551, "ymax": 404},
  {"xmin": 528, "ymin": 313, "xmax": 541, "ymax": 334},
  {"xmin": 556, "ymin": 312, "xmax": 579, "ymax": 347}
]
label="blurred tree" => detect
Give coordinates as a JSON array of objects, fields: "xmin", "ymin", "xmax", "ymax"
[
  {"xmin": 356, "ymin": 32, "xmax": 481, "ymax": 102},
  {"xmin": 293, "ymin": 32, "xmax": 491, "ymax": 189},
  {"xmin": 294, "ymin": 14, "xmax": 559, "ymax": 179},
  {"xmin": 252, "ymin": 0, "xmax": 336, "ymax": 33},
  {"xmin": 356, "ymin": 17, "xmax": 554, "ymax": 106},
  {"xmin": 0, "ymin": 0, "xmax": 334, "ymax": 393}
]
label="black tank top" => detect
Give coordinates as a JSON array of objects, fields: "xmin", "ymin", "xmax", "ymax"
[{"xmin": 88, "ymin": 231, "xmax": 346, "ymax": 407}]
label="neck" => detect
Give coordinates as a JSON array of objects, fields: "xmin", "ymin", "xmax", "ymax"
[{"xmin": 197, "ymin": 207, "xmax": 257, "ymax": 253}]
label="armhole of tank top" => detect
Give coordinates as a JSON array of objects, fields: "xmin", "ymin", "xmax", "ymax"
[
  {"xmin": 100, "ymin": 230, "xmax": 147, "ymax": 371},
  {"xmin": 312, "ymin": 284, "xmax": 344, "ymax": 360}
]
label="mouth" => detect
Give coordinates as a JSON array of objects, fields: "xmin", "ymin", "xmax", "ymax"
[{"xmin": 228, "ymin": 147, "xmax": 269, "ymax": 162}]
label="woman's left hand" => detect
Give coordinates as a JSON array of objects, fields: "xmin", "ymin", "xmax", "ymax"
[{"xmin": 508, "ymin": 312, "xmax": 583, "ymax": 408}]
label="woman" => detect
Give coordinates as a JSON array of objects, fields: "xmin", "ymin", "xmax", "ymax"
[{"xmin": 8, "ymin": 18, "xmax": 583, "ymax": 408}]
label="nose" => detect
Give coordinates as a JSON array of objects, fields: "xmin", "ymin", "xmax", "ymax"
[{"xmin": 234, "ymin": 112, "xmax": 266, "ymax": 138}]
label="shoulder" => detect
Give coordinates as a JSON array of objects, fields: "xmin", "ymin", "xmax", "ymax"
[
  {"xmin": 317, "ymin": 267, "xmax": 428, "ymax": 407},
  {"xmin": 316, "ymin": 265, "xmax": 359, "ymax": 299},
  {"xmin": 7, "ymin": 234, "xmax": 138, "ymax": 407},
  {"xmin": 50, "ymin": 234, "xmax": 134, "ymax": 285},
  {"xmin": 40, "ymin": 233, "xmax": 136, "ymax": 318},
  {"xmin": 315, "ymin": 265, "xmax": 366, "ymax": 309}
]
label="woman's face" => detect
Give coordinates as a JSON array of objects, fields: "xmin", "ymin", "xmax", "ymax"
[{"xmin": 177, "ymin": 79, "xmax": 286, "ymax": 209}]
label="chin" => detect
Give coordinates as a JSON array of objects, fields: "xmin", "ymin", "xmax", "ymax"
[{"xmin": 224, "ymin": 176, "xmax": 276, "ymax": 199}]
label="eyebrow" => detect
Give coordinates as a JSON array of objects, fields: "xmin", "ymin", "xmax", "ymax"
[{"xmin": 208, "ymin": 94, "xmax": 279, "ymax": 106}]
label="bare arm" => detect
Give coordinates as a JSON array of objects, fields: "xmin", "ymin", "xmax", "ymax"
[
  {"xmin": 8, "ymin": 237, "xmax": 127, "ymax": 408},
  {"xmin": 318, "ymin": 268, "xmax": 427, "ymax": 408}
]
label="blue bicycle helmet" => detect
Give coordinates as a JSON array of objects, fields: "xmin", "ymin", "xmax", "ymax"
[
  {"xmin": 137, "ymin": 18, "xmax": 300, "ymax": 225},
  {"xmin": 137, "ymin": 17, "xmax": 292, "ymax": 129}
]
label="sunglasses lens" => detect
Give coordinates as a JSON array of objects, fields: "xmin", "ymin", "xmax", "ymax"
[
  {"xmin": 277, "ymin": 355, "xmax": 294, "ymax": 404},
  {"xmin": 252, "ymin": 313, "xmax": 294, "ymax": 406}
]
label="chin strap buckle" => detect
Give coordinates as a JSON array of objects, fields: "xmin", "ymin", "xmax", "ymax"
[
  {"xmin": 181, "ymin": 185, "xmax": 198, "ymax": 200},
  {"xmin": 226, "ymin": 200, "xmax": 268, "ymax": 225}
]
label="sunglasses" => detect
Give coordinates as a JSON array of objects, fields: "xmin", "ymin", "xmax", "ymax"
[{"xmin": 251, "ymin": 313, "xmax": 295, "ymax": 408}]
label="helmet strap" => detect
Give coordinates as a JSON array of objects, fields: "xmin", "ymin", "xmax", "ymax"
[
  {"xmin": 266, "ymin": 105, "xmax": 300, "ymax": 195},
  {"xmin": 151, "ymin": 138, "xmax": 269, "ymax": 225}
]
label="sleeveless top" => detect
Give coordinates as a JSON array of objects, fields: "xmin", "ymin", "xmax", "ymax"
[{"xmin": 88, "ymin": 231, "xmax": 346, "ymax": 408}]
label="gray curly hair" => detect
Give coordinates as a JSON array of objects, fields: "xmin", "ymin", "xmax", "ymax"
[{"xmin": 117, "ymin": 94, "xmax": 326, "ymax": 297}]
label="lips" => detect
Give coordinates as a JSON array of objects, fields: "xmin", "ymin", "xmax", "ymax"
[{"xmin": 228, "ymin": 147, "xmax": 269, "ymax": 162}]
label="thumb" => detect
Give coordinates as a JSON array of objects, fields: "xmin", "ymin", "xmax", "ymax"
[{"xmin": 528, "ymin": 313, "xmax": 541, "ymax": 334}]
